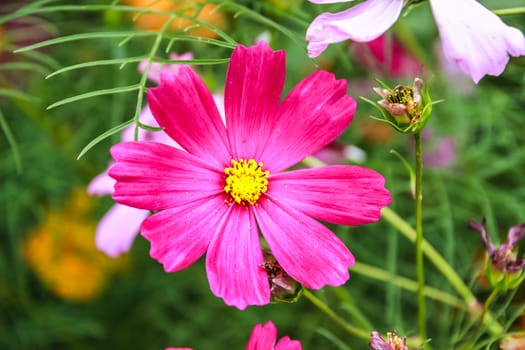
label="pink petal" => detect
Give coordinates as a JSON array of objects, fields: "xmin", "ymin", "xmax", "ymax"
[
  {"xmin": 147, "ymin": 66, "xmax": 230, "ymax": 168},
  {"xmin": 109, "ymin": 141, "xmax": 224, "ymax": 210},
  {"xmin": 95, "ymin": 203, "xmax": 149, "ymax": 257},
  {"xmin": 306, "ymin": 0, "xmax": 404, "ymax": 57},
  {"xmin": 430, "ymin": 0, "xmax": 525, "ymax": 83},
  {"xmin": 246, "ymin": 322, "xmax": 278, "ymax": 350},
  {"xmin": 87, "ymin": 170, "xmax": 115, "ymax": 196},
  {"xmin": 224, "ymin": 42, "xmax": 285, "ymax": 160},
  {"xmin": 141, "ymin": 197, "xmax": 228, "ymax": 272},
  {"xmin": 268, "ymin": 165, "xmax": 391, "ymax": 225},
  {"xmin": 254, "ymin": 199, "xmax": 355, "ymax": 289},
  {"xmin": 275, "ymin": 337, "xmax": 302, "ymax": 350},
  {"xmin": 261, "ymin": 70, "xmax": 356, "ymax": 172},
  {"xmin": 206, "ymin": 205, "xmax": 269, "ymax": 310}
]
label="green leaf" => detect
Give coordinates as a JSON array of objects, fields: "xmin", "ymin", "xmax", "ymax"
[
  {"xmin": 0, "ymin": 89, "xmax": 40, "ymax": 104},
  {"xmin": 45, "ymin": 56, "xmax": 147, "ymax": 79},
  {"xmin": 14, "ymin": 31, "xmax": 155, "ymax": 53},
  {"xmin": 77, "ymin": 119, "xmax": 135, "ymax": 160},
  {"xmin": 0, "ymin": 108, "xmax": 22, "ymax": 173},
  {"xmin": 47, "ymin": 84, "xmax": 140, "ymax": 110}
]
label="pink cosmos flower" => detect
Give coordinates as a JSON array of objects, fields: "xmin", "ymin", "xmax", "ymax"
[
  {"xmin": 246, "ymin": 321, "xmax": 301, "ymax": 350},
  {"xmin": 166, "ymin": 320, "xmax": 301, "ymax": 350},
  {"xmin": 306, "ymin": 0, "xmax": 525, "ymax": 83},
  {"xmin": 109, "ymin": 42, "xmax": 391, "ymax": 309},
  {"xmin": 88, "ymin": 54, "xmax": 191, "ymax": 257}
]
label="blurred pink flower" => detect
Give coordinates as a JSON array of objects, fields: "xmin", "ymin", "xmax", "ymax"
[
  {"xmin": 352, "ymin": 34, "xmax": 421, "ymax": 78},
  {"xmin": 246, "ymin": 321, "xmax": 301, "ymax": 350},
  {"xmin": 313, "ymin": 141, "xmax": 367, "ymax": 164},
  {"xmin": 88, "ymin": 54, "xmax": 192, "ymax": 258},
  {"xmin": 306, "ymin": 0, "xmax": 525, "ymax": 83},
  {"xmin": 109, "ymin": 42, "xmax": 391, "ymax": 309},
  {"xmin": 421, "ymin": 128, "xmax": 456, "ymax": 169},
  {"xmin": 165, "ymin": 321, "xmax": 301, "ymax": 350}
]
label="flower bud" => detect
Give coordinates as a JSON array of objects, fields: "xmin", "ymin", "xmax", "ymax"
[
  {"xmin": 261, "ymin": 251, "xmax": 303, "ymax": 303},
  {"xmin": 469, "ymin": 219, "xmax": 525, "ymax": 291},
  {"xmin": 365, "ymin": 78, "xmax": 435, "ymax": 134}
]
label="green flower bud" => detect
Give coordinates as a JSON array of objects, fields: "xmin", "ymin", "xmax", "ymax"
[{"xmin": 363, "ymin": 78, "xmax": 437, "ymax": 134}]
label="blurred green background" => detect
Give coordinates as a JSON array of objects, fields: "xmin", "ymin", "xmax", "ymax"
[{"xmin": 1, "ymin": 0, "xmax": 524, "ymax": 349}]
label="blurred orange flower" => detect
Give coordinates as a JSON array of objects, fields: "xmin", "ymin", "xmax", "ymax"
[
  {"xmin": 124, "ymin": 0, "xmax": 226, "ymax": 38},
  {"xmin": 22, "ymin": 190, "xmax": 127, "ymax": 302}
]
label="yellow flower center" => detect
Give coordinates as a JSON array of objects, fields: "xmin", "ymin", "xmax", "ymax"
[{"xmin": 224, "ymin": 158, "xmax": 269, "ymax": 205}]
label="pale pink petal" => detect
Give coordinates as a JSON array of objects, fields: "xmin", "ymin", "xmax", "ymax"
[
  {"xmin": 260, "ymin": 70, "xmax": 356, "ymax": 172},
  {"xmin": 147, "ymin": 66, "xmax": 230, "ymax": 167},
  {"xmin": 309, "ymin": 0, "xmax": 353, "ymax": 3},
  {"xmin": 268, "ymin": 165, "xmax": 391, "ymax": 225},
  {"xmin": 430, "ymin": 0, "xmax": 525, "ymax": 83},
  {"xmin": 109, "ymin": 141, "xmax": 224, "ymax": 210},
  {"xmin": 224, "ymin": 42, "xmax": 285, "ymax": 160},
  {"xmin": 246, "ymin": 322, "xmax": 278, "ymax": 350},
  {"xmin": 254, "ymin": 199, "xmax": 355, "ymax": 289},
  {"xmin": 139, "ymin": 52, "xmax": 193, "ymax": 84},
  {"xmin": 306, "ymin": 0, "xmax": 404, "ymax": 57},
  {"xmin": 206, "ymin": 205, "xmax": 269, "ymax": 310},
  {"xmin": 95, "ymin": 203, "xmax": 149, "ymax": 257},
  {"xmin": 142, "ymin": 197, "xmax": 227, "ymax": 272},
  {"xmin": 275, "ymin": 337, "xmax": 302, "ymax": 350},
  {"xmin": 87, "ymin": 170, "xmax": 115, "ymax": 196}
]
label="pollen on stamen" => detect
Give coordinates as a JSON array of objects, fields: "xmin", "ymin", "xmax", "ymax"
[{"xmin": 224, "ymin": 158, "xmax": 270, "ymax": 205}]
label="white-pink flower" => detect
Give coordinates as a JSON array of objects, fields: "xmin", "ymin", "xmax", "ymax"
[
  {"xmin": 306, "ymin": 0, "xmax": 525, "ymax": 83},
  {"xmin": 88, "ymin": 54, "xmax": 191, "ymax": 258},
  {"xmin": 109, "ymin": 42, "xmax": 391, "ymax": 309}
]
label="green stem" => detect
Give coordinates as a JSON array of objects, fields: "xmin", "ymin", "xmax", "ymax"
[
  {"xmin": 459, "ymin": 289, "xmax": 499, "ymax": 350},
  {"xmin": 351, "ymin": 262, "xmax": 464, "ymax": 309},
  {"xmin": 381, "ymin": 207, "xmax": 504, "ymax": 335},
  {"xmin": 493, "ymin": 7, "xmax": 525, "ymax": 16},
  {"xmin": 302, "ymin": 289, "xmax": 370, "ymax": 340},
  {"xmin": 414, "ymin": 132, "xmax": 426, "ymax": 343},
  {"xmin": 133, "ymin": 15, "xmax": 175, "ymax": 140}
]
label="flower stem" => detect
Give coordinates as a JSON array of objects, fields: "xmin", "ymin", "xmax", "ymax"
[
  {"xmin": 493, "ymin": 7, "xmax": 525, "ymax": 16},
  {"xmin": 381, "ymin": 207, "xmax": 504, "ymax": 335},
  {"xmin": 302, "ymin": 289, "xmax": 370, "ymax": 340},
  {"xmin": 351, "ymin": 262, "xmax": 464, "ymax": 308},
  {"xmin": 459, "ymin": 289, "xmax": 499, "ymax": 350},
  {"xmin": 414, "ymin": 132, "xmax": 426, "ymax": 343}
]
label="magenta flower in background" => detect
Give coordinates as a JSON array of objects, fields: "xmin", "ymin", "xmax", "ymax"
[
  {"xmin": 88, "ymin": 54, "xmax": 191, "ymax": 257},
  {"xmin": 306, "ymin": 0, "xmax": 525, "ymax": 83},
  {"xmin": 351, "ymin": 34, "xmax": 421, "ymax": 78},
  {"xmin": 109, "ymin": 42, "xmax": 391, "ymax": 309},
  {"xmin": 165, "ymin": 320, "xmax": 301, "ymax": 350},
  {"xmin": 246, "ymin": 321, "xmax": 301, "ymax": 350}
]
